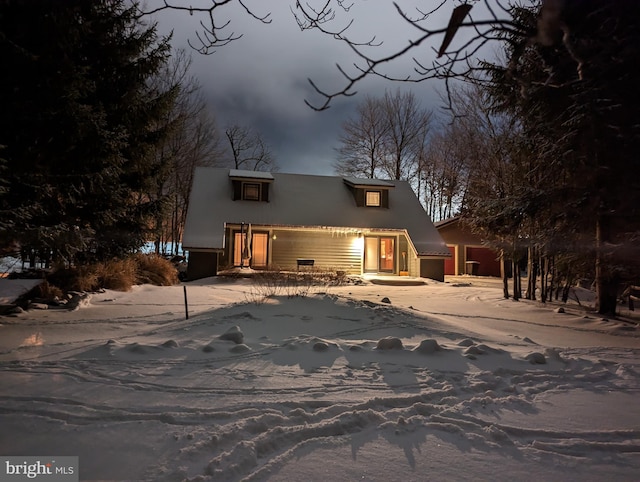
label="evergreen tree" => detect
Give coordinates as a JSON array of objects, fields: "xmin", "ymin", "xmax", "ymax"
[
  {"xmin": 0, "ymin": 0, "xmax": 176, "ymax": 264},
  {"xmin": 482, "ymin": 1, "xmax": 640, "ymax": 314}
]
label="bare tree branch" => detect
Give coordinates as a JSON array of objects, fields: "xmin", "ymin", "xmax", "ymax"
[
  {"xmin": 137, "ymin": 1, "xmax": 580, "ymax": 110},
  {"xmin": 136, "ymin": 0, "xmax": 271, "ymax": 55},
  {"xmin": 292, "ymin": 0, "xmax": 526, "ymax": 110},
  {"xmin": 224, "ymin": 125, "xmax": 276, "ymax": 171}
]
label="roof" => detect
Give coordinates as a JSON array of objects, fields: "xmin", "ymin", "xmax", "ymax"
[
  {"xmin": 434, "ymin": 216, "xmax": 460, "ymax": 229},
  {"xmin": 342, "ymin": 177, "xmax": 395, "ymax": 188},
  {"xmin": 229, "ymin": 169, "xmax": 274, "ymax": 181},
  {"xmin": 183, "ymin": 168, "xmax": 450, "ymax": 257}
]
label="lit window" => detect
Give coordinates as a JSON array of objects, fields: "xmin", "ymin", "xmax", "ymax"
[
  {"xmin": 243, "ymin": 183, "xmax": 260, "ymax": 201},
  {"xmin": 365, "ymin": 190, "xmax": 381, "ymax": 206}
]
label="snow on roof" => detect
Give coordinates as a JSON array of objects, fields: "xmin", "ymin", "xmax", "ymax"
[
  {"xmin": 183, "ymin": 168, "xmax": 450, "ymax": 257},
  {"xmin": 229, "ymin": 169, "xmax": 274, "ymax": 180},
  {"xmin": 342, "ymin": 177, "xmax": 395, "ymax": 188}
]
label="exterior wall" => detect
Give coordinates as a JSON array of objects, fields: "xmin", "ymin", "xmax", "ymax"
[
  {"xmin": 402, "ymin": 235, "xmax": 421, "ymax": 277},
  {"xmin": 398, "ymin": 235, "xmax": 410, "ymax": 274},
  {"xmin": 186, "ymin": 251, "xmax": 219, "ymax": 280},
  {"xmin": 444, "ymin": 245, "xmax": 456, "ymax": 275},
  {"xmin": 220, "ymin": 226, "xmax": 232, "ymax": 269},
  {"xmin": 439, "ymin": 222, "xmax": 472, "ymax": 275},
  {"xmin": 406, "ymin": 235, "xmax": 422, "ymax": 277},
  {"xmin": 217, "ymin": 225, "xmax": 429, "ymax": 277},
  {"xmin": 408, "ymin": 253, "xmax": 419, "ymax": 277},
  {"xmin": 438, "ymin": 222, "xmax": 471, "ymax": 245},
  {"xmin": 420, "ymin": 258, "xmax": 444, "ymax": 282},
  {"xmin": 271, "ymin": 229, "xmax": 362, "ymax": 274},
  {"xmin": 438, "ymin": 220, "xmax": 500, "ymax": 277},
  {"xmin": 466, "ymin": 246, "xmax": 501, "ymax": 277},
  {"xmin": 445, "ymin": 244, "xmax": 500, "ymax": 276}
]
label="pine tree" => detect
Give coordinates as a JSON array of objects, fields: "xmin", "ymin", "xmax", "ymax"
[
  {"xmin": 0, "ymin": 0, "xmax": 176, "ymax": 264},
  {"xmin": 483, "ymin": 1, "xmax": 640, "ymax": 315}
]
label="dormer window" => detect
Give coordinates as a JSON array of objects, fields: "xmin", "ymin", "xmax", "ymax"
[
  {"xmin": 242, "ymin": 182, "xmax": 261, "ymax": 201},
  {"xmin": 365, "ymin": 190, "xmax": 381, "ymax": 207},
  {"xmin": 229, "ymin": 169, "xmax": 273, "ymax": 202},
  {"xmin": 343, "ymin": 177, "xmax": 394, "ymax": 208}
]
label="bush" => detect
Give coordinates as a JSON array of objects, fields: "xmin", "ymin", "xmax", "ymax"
[
  {"xmin": 47, "ymin": 266, "xmax": 98, "ymax": 292},
  {"xmin": 95, "ymin": 258, "xmax": 138, "ymax": 291},
  {"xmin": 133, "ymin": 253, "xmax": 179, "ymax": 286},
  {"xmin": 246, "ymin": 267, "xmax": 347, "ymax": 303},
  {"xmin": 33, "ymin": 279, "xmax": 64, "ymax": 300},
  {"xmin": 46, "ymin": 254, "xmax": 178, "ymax": 293}
]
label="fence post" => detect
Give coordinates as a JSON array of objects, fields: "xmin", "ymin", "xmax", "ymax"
[{"xmin": 183, "ymin": 285, "xmax": 189, "ymax": 320}]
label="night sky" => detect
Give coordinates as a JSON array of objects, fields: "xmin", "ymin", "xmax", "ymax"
[{"xmin": 153, "ymin": 1, "xmax": 463, "ymax": 175}]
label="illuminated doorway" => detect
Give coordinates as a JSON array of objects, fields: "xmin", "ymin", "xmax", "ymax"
[
  {"xmin": 233, "ymin": 231, "xmax": 268, "ymax": 268},
  {"xmin": 364, "ymin": 236, "xmax": 395, "ymax": 273},
  {"xmin": 251, "ymin": 233, "xmax": 268, "ymax": 268}
]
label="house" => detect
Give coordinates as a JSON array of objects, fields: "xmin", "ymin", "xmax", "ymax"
[
  {"xmin": 182, "ymin": 168, "xmax": 451, "ymax": 280},
  {"xmin": 435, "ymin": 216, "xmax": 501, "ymax": 277}
]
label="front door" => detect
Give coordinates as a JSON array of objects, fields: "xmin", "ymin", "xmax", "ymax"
[
  {"xmin": 364, "ymin": 236, "xmax": 395, "ymax": 273},
  {"xmin": 251, "ymin": 233, "xmax": 268, "ymax": 268},
  {"xmin": 233, "ymin": 231, "xmax": 269, "ymax": 268}
]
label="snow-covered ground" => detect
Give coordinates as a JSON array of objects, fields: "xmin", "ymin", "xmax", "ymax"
[{"xmin": 0, "ymin": 275, "xmax": 639, "ymax": 481}]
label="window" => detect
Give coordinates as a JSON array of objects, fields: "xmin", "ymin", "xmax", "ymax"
[
  {"xmin": 242, "ymin": 182, "xmax": 260, "ymax": 201},
  {"xmin": 365, "ymin": 190, "xmax": 381, "ymax": 206}
]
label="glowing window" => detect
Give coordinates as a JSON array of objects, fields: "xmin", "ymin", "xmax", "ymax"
[{"xmin": 365, "ymin": 190, "xmax": 381, "ymax": 206}]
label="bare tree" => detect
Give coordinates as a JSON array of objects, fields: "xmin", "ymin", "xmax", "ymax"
[
  {"xmin": 149, "ymin": 49, "xmax": 224, "ymax": 256},
  {"xmin": 436, "ymin": 83, "xmax": 527, "ymax": 298},
  {"xmin": 334, "ymin": 89, "xmax": 431, "ymax": 183},
  {"xmin": 224, "ymin": 124, "xmax": 276, "ymax": 172},
  {"xmin": 167, "ymin": 99, "xmax": 223, "ymax": 255},
  {"xmin": 420, "ymin": 124, "xmax": 469, "ymax": 222},
  {"xmin": 379, "ymin": 89, "xmax": 432, "ymax": 181},
  {"xmin": 333, "ymin": 95, "xmax": 388, "ymax": 178}
]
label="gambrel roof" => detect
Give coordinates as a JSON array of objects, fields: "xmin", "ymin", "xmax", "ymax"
[{"xmin": 183, "ymin": 167, "xmax": 450, "ymax": 257}]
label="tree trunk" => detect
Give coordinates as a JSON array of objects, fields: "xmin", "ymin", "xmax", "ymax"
[
  {"xmin": 512, "ymin": 257, "xmax": 521, "ymax": 301},
  {"xmin": 501, "ymin": 250, "xmax": 510, "ymax": 299},
  {"xmin": 595, "ymin": 215, "xmax": 619, "ymax": 316},
  {"xmin": 539, "ymin": 255, "xmax": 544, "ymax": 302},
  {"xmin": 539, "ymin": 254, "xmax": 547, "ymax": 303},
  {"xmin": 525, "ymin": 245, "xmax": 537, "ymax": 300}
]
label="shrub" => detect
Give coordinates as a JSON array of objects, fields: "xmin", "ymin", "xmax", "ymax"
[
  {"xmin": 246, "ymin": 269, "xmax": 286, "ymax": 303},
  {"xmin": 47, "ymin": 266, "xmax": 98, "ymax": 292},
  {"xmin": 95, "ymin": 258, "xmax": 138, "ymax": 291},
  {"xmin": 133, "ymin": 253, "xmax": 178, "ymax": 286},
  {"xmin": 46, "ymin": 253, "xmax": 179, "ymax": 293},
  {"xmin": 34, "ymin": 279, "xmax": 64, "ymax": 300},
  {"xmin": 246, "ymin": 267, "xmax": 346, "ymax": 303}
]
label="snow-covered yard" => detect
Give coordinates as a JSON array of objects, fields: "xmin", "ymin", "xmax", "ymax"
[{"xmin": 0, "ymin": 276, "xmax": 639, "ymax": 481}]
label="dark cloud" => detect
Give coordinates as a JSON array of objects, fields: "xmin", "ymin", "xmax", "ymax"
[{"xmin": 153, "ymin": 2, "xmax": 450, "ymax": 174}]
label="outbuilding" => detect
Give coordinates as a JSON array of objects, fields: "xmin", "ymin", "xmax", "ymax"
[{"xmin": 435, "ymin": 216, "xmax": 501, "ymax": 277}]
